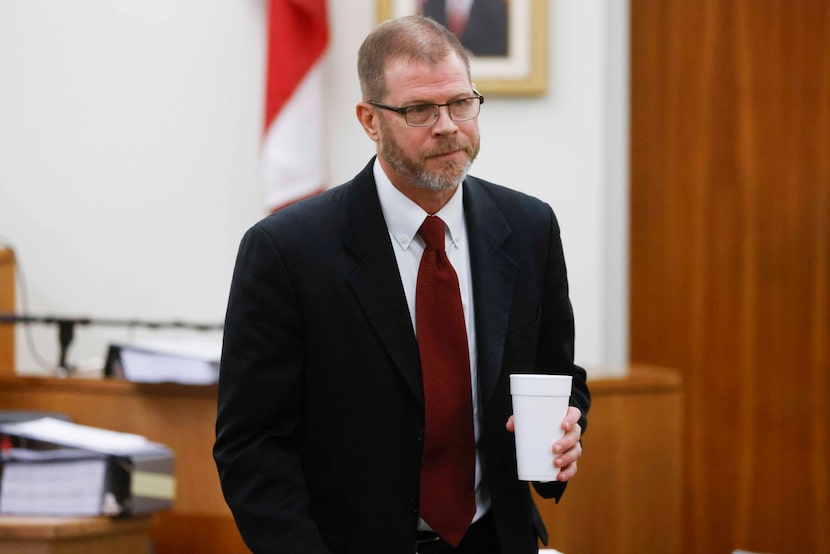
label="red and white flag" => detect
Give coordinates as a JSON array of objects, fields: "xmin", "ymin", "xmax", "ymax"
[{"xmin": 262, "ymin": 0, "xmax": 329, "ymax": 212}]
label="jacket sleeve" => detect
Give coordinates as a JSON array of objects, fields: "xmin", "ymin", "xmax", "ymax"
[
  {"xmin": 213, "ymin": 225, "xmax": 330, "ymax": 554},
  {"xmin": 533, "ymin": 205, "xmax": 591, "ymax": 500}
]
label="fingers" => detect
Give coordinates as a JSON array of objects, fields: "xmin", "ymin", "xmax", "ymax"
[
  {"xmin": 553, "ymin": 406, "xmax": 582, "ymax": 458},
  {"xmin": 556, "ymin": 459, "xmax": 579, "ymax": 482},
  {"xmin": 561, "ymin": 406, "xmax": 582, "ymax": 431},
  {"xmin": 553, "ymin": 436, "xmax": 582, "ymax": 481},
  {"xmin": 553, "ymin": 422, "xmax": 581, "ymax": 454},
  {"xmin": 553, "ymin": 419, "xmax": 583, "ymax": 482}
]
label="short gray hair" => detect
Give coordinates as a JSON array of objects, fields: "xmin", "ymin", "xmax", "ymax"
[{"xmin": 357, "ymin": 15, "xmax": 472, "ymax": 102}]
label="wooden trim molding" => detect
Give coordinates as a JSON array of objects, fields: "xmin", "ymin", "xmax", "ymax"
[{"xmin": 0, "ymin": 247, "xmax": 15, "ymax": 375}]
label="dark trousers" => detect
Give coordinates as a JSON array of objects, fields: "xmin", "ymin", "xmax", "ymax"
[{"xmin": 416, "ymin": 513, "xmax": 503, "ymax": 554}]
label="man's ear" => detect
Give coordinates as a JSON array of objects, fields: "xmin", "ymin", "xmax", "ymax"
[{"xmin": 356, "ymin": 103, "xmax": 380, "ymax": 142}]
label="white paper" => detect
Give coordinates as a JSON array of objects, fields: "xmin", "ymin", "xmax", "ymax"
[
  {"xmin": 119, "ymin": 348, "xmax": 219, "ymax": 385},
  {"xmin": 0, "ymin": 417, "xmax": 150, "ymax": 455},
  {"xmin": 0, "ymin": 458, "xmax": 107, "ymax": 516},
  {"xmin": 112, "ymin": 337, "xmax": 221, "ymax": 384},
  {"xmin": 112, "ymin": 337, "xmax": 221, "ymax": 361}
]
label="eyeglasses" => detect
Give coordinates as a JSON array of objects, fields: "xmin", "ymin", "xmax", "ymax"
[{"xmin": 368, "ymin": 91, "xmax": 484, "ymax": 127}]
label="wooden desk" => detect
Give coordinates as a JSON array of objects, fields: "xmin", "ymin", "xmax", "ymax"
[
  {"xmin": 0, "ymin": 515, "xmax": 152, "ymax": 554},
  {"xmin": 0, "ymin": 366, "xmax": 682, "ymax": 554},
  {"xmin": 0, "ymin": 377, "xmax": 246, "ymax": 553},
  {"xmin": 535, "ymin": 365, "xmax": 683, "ymax": 553}
]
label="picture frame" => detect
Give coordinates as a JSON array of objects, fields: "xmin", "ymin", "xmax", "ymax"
[{"xmin": 376, "ymin": 0, "xmax": 547, "ymax": 96}]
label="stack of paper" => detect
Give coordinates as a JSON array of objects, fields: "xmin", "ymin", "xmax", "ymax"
[
  {"xmin": 0, "ymin": 417, "xmax": 175, "ymax": 517},
  {"xmin": 1, "ymin": 449, "xmax": 108, "ymax": 516},
  {"xmin": 106, "ymin": 337, "xmax": 221, "ymax": 385}
]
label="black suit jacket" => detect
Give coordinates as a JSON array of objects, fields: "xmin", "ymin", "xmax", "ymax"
[{"xmin": 214, "ymin": 159, "xmax": 590, "ymax": 553}]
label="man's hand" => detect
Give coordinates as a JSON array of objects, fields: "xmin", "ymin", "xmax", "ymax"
[{"xmin": 506, "ymin": 406, "xmax": 583, "ymax": 482}]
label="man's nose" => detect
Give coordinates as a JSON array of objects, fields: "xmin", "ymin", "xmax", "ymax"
[{"xmin": 431, "ymin": 105, "xmax": 458, "ymax": 133}]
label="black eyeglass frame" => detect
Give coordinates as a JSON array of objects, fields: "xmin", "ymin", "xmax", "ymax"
[{"xmin": 367, "ymin": 91, "xmax": 485, "ymax": 127}]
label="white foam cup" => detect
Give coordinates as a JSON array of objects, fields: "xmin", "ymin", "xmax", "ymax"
[{"xmin": 509, "ymin": 373, "xmax": 573, "ymax": 481}]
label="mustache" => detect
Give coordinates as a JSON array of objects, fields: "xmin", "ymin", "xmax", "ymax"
[{"xmin": 425, "ymin": 140, "xmax": 470, "ymax": 158}]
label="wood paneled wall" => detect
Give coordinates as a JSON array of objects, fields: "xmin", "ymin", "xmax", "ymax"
[{"xmin": 630, "ymin": 2, "xmax": 829, "ymax": 553}]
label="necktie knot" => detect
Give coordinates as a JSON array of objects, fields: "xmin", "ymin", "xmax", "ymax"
[{"xmin": 419, "ymin": 216, "xmax": 447, "ymax": 252}]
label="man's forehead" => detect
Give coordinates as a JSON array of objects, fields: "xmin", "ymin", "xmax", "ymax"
[
  {"xmin": 382, "ymin": 54, "xmax": 471, "ymax": 97},
  {"xmin": 384, "ymin": 51, "xmax": 466, "ymax": 73}
]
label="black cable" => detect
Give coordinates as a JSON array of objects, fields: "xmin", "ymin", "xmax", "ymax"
[{"xmin": 0, "ymin": 239, "xmax": 222, "ymax": 373}]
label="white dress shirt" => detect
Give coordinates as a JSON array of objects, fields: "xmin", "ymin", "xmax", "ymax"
[{"xmin": 373, "ymin": 159, "xmax": 490, "ymax": 528}]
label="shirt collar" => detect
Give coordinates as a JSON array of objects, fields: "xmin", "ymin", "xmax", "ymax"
[{"xmin": 374, "ymin": 158, "xmax": 465, "ymax": 251}]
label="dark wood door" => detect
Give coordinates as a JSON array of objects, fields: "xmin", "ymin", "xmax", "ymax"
[{"xmin": 629, "ymin": 1, "xmax": 830, "ymax": 553}]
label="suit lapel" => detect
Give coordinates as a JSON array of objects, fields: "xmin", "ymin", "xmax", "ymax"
[
  {"xmin": 340, "ymin": 166, "xmax": 518, "ymax": 406},
  {"xmin": 463, "ymin": 179, "xmax": 517, "ymax": 404},
  {"xmin": 343, "ymin": 160, "xmax": 424, "ymax": 402}
]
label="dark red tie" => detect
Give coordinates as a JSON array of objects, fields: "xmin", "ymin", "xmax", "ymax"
[
  {"xmin": 416, "ymin": 215, "xmax": 476, "ymax": 547},
  {"xmin": 447, "ymin": 9, "xmax": 468, "ymax": 37}
]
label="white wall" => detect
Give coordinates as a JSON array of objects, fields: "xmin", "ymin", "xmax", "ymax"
[{"xmin": 0, "ymin": 1, "xmax": 628, "ymax": 377}]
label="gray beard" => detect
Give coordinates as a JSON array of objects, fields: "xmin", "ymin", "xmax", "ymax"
[
  {"xmin": 413, "ymin": 158, "xmax": 471, "ymax": 192},
  {"xmin": 378, "ymin": 123, "xmax": 478, "ymax": 192}
]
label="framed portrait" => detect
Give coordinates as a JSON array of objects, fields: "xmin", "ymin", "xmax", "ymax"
[{"xmin": 376, "ymin": 0, "xmax": 547, "ymax": 96}]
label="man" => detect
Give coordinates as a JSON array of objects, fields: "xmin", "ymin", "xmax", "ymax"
[{"xmin": 214, "ymin": 15, "xmax": 590, "ymax": 554}]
